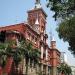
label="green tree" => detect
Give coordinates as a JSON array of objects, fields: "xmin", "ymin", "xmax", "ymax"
[
  {"xmin": 46, "ymin": 0, "xmax": 75, "ymax": 20},
  {"xmin": 0, "ymin": 41, "xmax": 14, "ymax": 75},
  {"xmin": 0, "ymin": 33, "xmax": 40, "ymax": 75},
  {"xmin": 24, "ymin": 42, "xmax": 33, "ymax": 75},
  {"xmin": 12, "ymin": 48, "xmax": 23, "ymax": 75},
  {"xmin": 4, "ymin": 40, "xmax": 23, "ymax": 75},
  {"xmin": 57, "ymin": 63, "xmax": 72, "ymax": 75},
  {"xmin": 31, "ymin": 48, "xmax": 40, "ymax": 65},
  {"xmin": 46, "ymin": 0, "xmax": 75, "ymax": 56},
  {"xmin": 0, "ymin": 43, "xmax": 7, "ymax": 68},
  {"xmin": 0, "ymin": 37, "xmax": 25, "ymax": 75},
  {"xmin": 19, "ymin": 39, "xmax": 40, "ymax": 75},
  {"xmin": 57, "ymin": 17, "xmax": 75, "ymax": 56},
  {"xmin": 18, "ymin": 38, "xmax": 29, "ymax": 75}
]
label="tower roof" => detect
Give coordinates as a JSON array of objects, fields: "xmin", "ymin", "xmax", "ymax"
[
  {"xmin": 27, "ymin": 0, "xmax": 47, "ymax": 17},
  {"xmin": 27, "ymin": 8, "xmax": 47, "ymax": 17}
]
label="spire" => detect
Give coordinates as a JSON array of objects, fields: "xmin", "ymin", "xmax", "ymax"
[
  {"xmin": 50, "ymin": 32, "xmax": 56, "ymax": 49},
  {"xmin": 50, "ymin": 37, "xmax": 56, "ymax": 49},
  {"xmin": 35, "ymin": 14, "xmax": 39, "ymax": 25},
  {"xmin": 51, "ymin": 35, "xmax": 55, "ymax": 42},
  {"xmin": 35, "ymin": 18, "xmax": 39, "ymax": 25},
  {"xmin": 34, "ymin": 14, "xmax": 39, "ymax": 33},
  {"xmin": 35, "ymin": 0, "xmax": 41, "ymax": 8}
]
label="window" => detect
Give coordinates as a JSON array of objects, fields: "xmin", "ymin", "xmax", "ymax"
[
  {"xmin": 0, "ymin": 31, "xmax": 6, "ymax": 42},
  {"xmin": 35, "ymin": 37, "xmax": 37, "ymax": 44}
]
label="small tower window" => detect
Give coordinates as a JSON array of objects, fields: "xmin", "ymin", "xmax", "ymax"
[{"xmin": 41, "ymin": 26, "xmax": 44, "ymax": 32}]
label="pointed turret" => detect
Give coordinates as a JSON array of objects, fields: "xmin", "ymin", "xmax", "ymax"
[
  {"xmin": 35, "ymin": 18, "xmax": 39, "ymax": 25},
  {"xmin": 51, "ymin": 36, "xmax": 55, "ymax": 41},
  {"xmin": 50, "ymin": 36, "xmax": 56, "ymax": 49},
  {"xmin": 34, "ymin": 17, "xmax": 39, "ymax": 33}
]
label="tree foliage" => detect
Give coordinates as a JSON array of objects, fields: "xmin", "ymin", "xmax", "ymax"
[
  {"xmin": 0, "ymin": 36, "xmax": 40, "ymax": 75},
  {"xmin": 19, "ymin": 39, "xmax": 40, "ymax": 75},
  {"xmin": 57, "ymin": 63, "xmax": 72, "ymax": 75},
  {"xmin": 47, "ymin": 0, "xmax": 75, "ymax": 20},
  {"xmin": 0, "ymin": 43, "xmax": 7, "ymax": 68},
  {"xmin": 57, "ymin": 15, "xmax": 75, "ymax": 56},
  {"xmin": 46, "ymin": 0, "xmax": 75, "ymax": 56}
]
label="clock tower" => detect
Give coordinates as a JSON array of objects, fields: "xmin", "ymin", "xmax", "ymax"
[{"xmin": 27, "ymin": 0, "xmax": 47, "ymax": 34}]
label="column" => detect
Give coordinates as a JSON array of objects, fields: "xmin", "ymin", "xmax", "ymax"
[
  {"xmin": 46, "ymin": 48, "xmax": 48, "ymax": 61},
  {"xmin": 46, "ymin": 66, "xmax": 48, "ymax": 75},
  {"xmin": 41, "ymin": 45, "xmax": 43, "ymax": 59},
  {"xmin": 41, "ymin": 64, "xmax": 43, "ymax": 75},
  {"xmin": 23, "ymin": 58, "xmax": 26, "ymax": 75}
]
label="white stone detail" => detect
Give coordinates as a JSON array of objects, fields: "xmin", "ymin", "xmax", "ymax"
[
  {"xmin": 41, "ymin": 46, "xmax": 43, "ymax": 59},
  {"xmin": 46, "ymin": 49, "xmax": 48, "ymax": 60},
  {"xmin": 23, "ymin": 58, "xmax": 26, "ymax": 74},
  {"xmin": 46, "ymin": 39, "xmax": 48, "ymax": 44},
  {"xmin": 16, "ymin": 38, "xmax": 20, "ymax": 47},
  {"xmin": 35, "ymin": 18, "xmax": 39, "ymax": 25},
  {"xmin": 35, "ymin": 3, "xmax": 41, "ymax": 8},
  {"xmin": 41, "ymin": 35, "xmax": 43, "ymax": 41}
]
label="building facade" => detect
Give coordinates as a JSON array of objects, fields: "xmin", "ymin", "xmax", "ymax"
[{"xmin": 0, "ymin": 1, "xmax": 61, "ymax": 75}]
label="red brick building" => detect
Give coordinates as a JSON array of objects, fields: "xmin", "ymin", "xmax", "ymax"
[{"xmin": 0, "ymin": 1, "xmax": 61, "ymax": 75}]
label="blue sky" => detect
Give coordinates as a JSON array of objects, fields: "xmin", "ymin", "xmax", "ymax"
[{"xmin": 0, "ymin": 0, "xmax": 75, "ymax": 66}]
